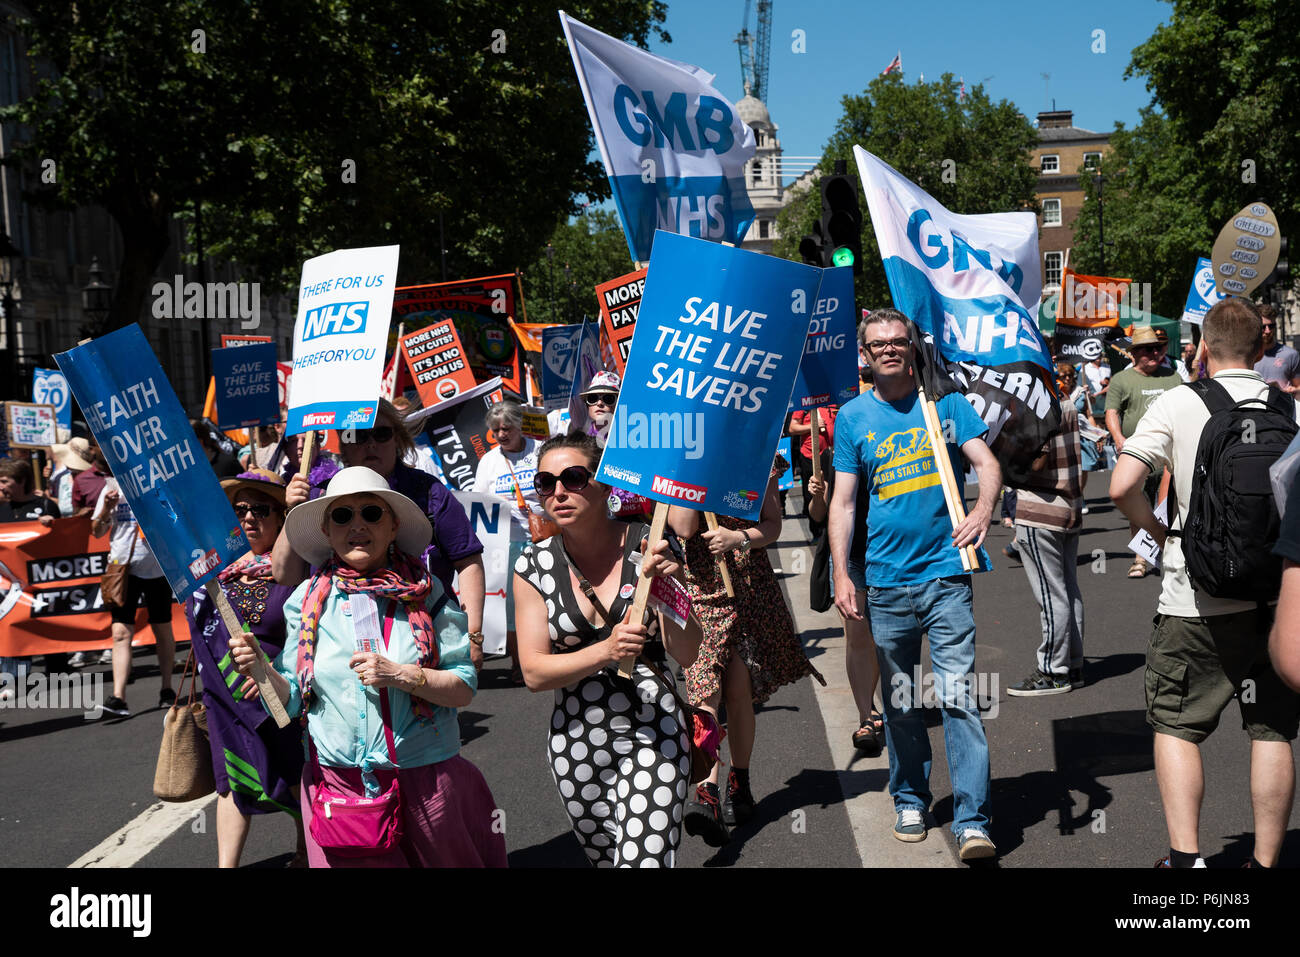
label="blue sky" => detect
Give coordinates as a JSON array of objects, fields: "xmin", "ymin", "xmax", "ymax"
[{"xmin": 639, "ymin": 0, "xmax": 1171, "ymax": 176}]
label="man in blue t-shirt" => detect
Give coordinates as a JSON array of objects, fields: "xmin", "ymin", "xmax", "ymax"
[{"xmin": 828, "ymin": 308, "xmax": 1002, "ymax": 861}]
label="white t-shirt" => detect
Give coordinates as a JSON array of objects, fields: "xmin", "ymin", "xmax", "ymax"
[
  {"xmin": 471, "ymin": 437, "xmax": 541, "ymax": 535},
  {"xmin": 1083, "ymin": 360, "xmax": 1110, "ymax": 396},
  {"xmin": 1121, "ymin": 369, "xmax": 1300, "ymax": 617},
  {"xmin": 92, "ymin": 479, "xmax": 164, "ymax": 579}
]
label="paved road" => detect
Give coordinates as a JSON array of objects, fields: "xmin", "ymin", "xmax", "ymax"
[{"xmin": 5, "ymin": 472, "xmax": 1298, "ymax": 868}]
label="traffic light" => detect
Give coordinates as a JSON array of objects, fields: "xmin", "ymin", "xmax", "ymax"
[
  {"xmin": 820, "ymin": 159, "xmax": 863, "ymax": 274},
  {"xmin": 798, "ymin": 220, "xmax": 826, "ymax": 266}
]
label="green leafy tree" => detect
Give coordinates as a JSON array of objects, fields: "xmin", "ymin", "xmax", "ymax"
[
  {"xmin": 518, "ymin": 208, "xmax": 635, "ymax": 325},
  {"xmin": 1, "ymin": 1, "xmax": 668, "ymax": 333},
  {"xmin": 1072, "ymin": 0, "xmax": 1299, "ymax": 313},
  {"xmin": 775, "ymin": 73, "xmax": 1040, "ymax": 314}
]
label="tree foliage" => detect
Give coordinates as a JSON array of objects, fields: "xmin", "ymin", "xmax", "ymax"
[
  {"xmin": 774, "ymin": 73, "xmax": 1040, "ymax": 314},
  {"xmin": 1071, "ymin": 0, "xmax": 1299, "ymax": 313},
  {"xmin": 517, "ymin": 208, "xmax": 635, "ymax": 325},
  {"xmin": 1, "ymin": 1, "xmax": 668, "ymax": 332}
]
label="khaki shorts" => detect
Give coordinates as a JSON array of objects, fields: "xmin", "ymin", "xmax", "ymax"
[{"xmin": 1145, "ymin": 610, "xmax": 1299, "ymax": 744}]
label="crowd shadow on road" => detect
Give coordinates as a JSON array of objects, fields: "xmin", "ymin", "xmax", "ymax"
[
  {"xmin": 0, "ymin": 711, "xmax": 101, "ymax": 741},
  {"xmin": 508, "ymin": 829, "xmax": 590, "ymax": 868},
  {"xmin": 937, "ymin": 708, "xmax": 1153, "ymax": 860},
  {"xmin": 1213, "ymin": 830, "xmax": 1300, "ymax": 868}
]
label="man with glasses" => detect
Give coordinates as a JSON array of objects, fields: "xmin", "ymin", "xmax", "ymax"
[
  {"xmin": 1105, "ymin": 326, "xmax": 1182, "ymax": 578},
  {"xmin": 1254, "ymin": 304, "xmax": 1300, "ymax": 393},
  {"xmin": 828, "ymin": 308, "xmax": 1002, "ymax": 860}
]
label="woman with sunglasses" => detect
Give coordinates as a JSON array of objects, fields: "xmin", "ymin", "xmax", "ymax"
[
  {"xmin": 231, "ymin": 466, "xmax": 506, "ymax": 867},
  {"xmin": 185, "ymin": 469, "xmax": 306, "ymax": 867},
  {"xmin": 669, "ymin": 451, "xmax": 825, "ymax": 845},
  {"xmin": 472, "ymin": 400, "xmax": 543, "ymax": 683},
  {"xmin": 275, "ymin": 399, "xmax": 488, "ymax": 670},
  {"xmin": 514, "ymin": 433, "xmax": 703, "ymax": 867}
]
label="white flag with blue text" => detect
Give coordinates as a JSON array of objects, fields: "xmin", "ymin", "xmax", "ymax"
[
  {"xmin": 854, "ymin": 146, "xmax": 1060, "ymax": 482},
  {"xmin": 561, "ymin": 11, "xmax": 756, "ymax": 262}
]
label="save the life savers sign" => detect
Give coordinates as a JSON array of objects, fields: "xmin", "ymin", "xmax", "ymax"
[
  {"xmin": 286, "ymin": 244, "xmax": 400, "ymax": 435},
  {"xmin": 596, "ymin": 231, "xmax": 822, "ymax": 520}
]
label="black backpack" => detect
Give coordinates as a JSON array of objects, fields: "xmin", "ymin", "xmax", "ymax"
[{"xmin": 1175, "ymin": 378, "xmax": 1298, "ymax": 601}]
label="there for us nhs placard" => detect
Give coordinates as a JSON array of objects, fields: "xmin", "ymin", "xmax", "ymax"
[{"xmin": 286, "ymin": 245, "xmax": 400, "ymax": 436}]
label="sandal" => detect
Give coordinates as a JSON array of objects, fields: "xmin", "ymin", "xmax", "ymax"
[
  {"xmin": 852, "ymin": 711, "xmax": 884, "ymax": 753},
  {"xmin": 1127, "ymin": 558, "xmax": 1148, "ymax": 579}
]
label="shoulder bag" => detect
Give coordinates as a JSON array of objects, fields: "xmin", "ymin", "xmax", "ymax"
[
  {"xmin": 153, "ymin": 650, "xmax": 216, "ymax": 801},
  {"xmin": 100, "ymin": 524, "xmax": 137, "ymax": 609}
]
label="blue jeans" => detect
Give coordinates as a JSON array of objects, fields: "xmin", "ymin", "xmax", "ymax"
[{"xmin": 867, "ymin": 575, "xmax": 992, "ymax": 836}]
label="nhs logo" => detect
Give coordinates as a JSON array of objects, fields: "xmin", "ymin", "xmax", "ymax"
[{"xmin": 302, "ymin": 301, "xmax": 369, "ymax": 341}]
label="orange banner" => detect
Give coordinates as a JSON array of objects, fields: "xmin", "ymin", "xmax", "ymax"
[
  {"xmin": 0, "ymin": 517, "xmax": 190, "ymax": 657},
  {"xmin": 1058, "ymin": 268, "xmax": 1132, "ymax": 327},
  {"xmin": 595, "ymin": 268, "xmax": 646, "ymax": 375},
  {"xmin": 400, "ymin": 321, "xmax": 479, "ymax": 408}
]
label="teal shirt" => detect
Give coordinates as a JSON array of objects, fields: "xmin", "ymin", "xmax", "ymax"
[{"xmin": 269, "ymin": 580, "xmax": 475, "ymax": 775}]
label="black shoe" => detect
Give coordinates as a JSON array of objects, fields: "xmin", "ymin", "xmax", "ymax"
[
  {"xmin": 159, "ymin": 688, "xmax": 176, "ymax": 709},
  {"xmin": 1003, "ymin": 543, "xmax": 1021, "ymax": 564},
  {"xmin": 1006, "ymin": 671, "xmax": 1072, "ymax": 697},
  {"xmin": 1068, "ymin": 666, "xmax": 1084, "ymax": 690},
  {"xmin": 723, "ymin": 769, "xmax": 755, "ymax": 826},
  {"xmin": 100, "ymin": 695, "xmax": 130, "ymax": 717},
  {"xmin": 683, "ymin": 782, "xmax": 729, "ymax": 847}
]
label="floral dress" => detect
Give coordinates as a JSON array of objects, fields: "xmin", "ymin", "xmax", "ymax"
[{"xmin": 683, "ymin": 456, "xmax": 825, "ymax": 707}]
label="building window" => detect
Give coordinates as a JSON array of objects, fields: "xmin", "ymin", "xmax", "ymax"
[
  {"xmin": 752, "ymin": 160, "xmax": 763, "ymax": 185},
  {"xmin": 759, "ymin": 220, "xmax": 770, "ymax": 239},
  {"xmin": 1044, "ymin": 251, "xmax": 1063, "ymax": 287},
  {"xmin": 1042, "ymin": 198, "xmax": 1062, "ymax": 226},
  {"xmin": 1083, "ymin": 152, "xmax": 1102, "ymax": 170},
  {"xmin": 1040, "ymin": 154, "xmax": 1059, "ymax": 174}
]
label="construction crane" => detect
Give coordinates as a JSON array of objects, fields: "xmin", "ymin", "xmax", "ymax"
[{"xmin": 735, "ymin": 0, "xmax": 772, "ymax": 102}]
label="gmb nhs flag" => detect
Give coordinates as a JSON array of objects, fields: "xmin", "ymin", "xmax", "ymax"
[
  {"xmin": 854, "ymin": 147, "xmax": 1060, "ymax": 484},
  {"xmin": 561, "ymin": 11, "xmax": 755, "ymax": 262}
]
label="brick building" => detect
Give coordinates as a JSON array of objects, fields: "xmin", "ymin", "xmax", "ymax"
[{"xmin": 1030, "ymin": 109, "xmax": 1111, "ymax": 300}]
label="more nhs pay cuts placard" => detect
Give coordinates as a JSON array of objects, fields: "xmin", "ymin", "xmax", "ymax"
[
  {"xmin": 286, "ymin": 245, "xmax": 400, "ymax": 435},
  {"xmin": 596, "ymin": 231, "xmax": 822, "ymax": 521}
]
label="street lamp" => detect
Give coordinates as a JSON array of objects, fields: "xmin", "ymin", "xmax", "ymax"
[
  {"xmin": 546, "ymin": 244, "xmax": 555, "ymax": 322},
  {"xmin": 80, "ymin": 256, "xmax": 113, "ymax": 336},
  {"xmin": 0, "ymin": 230, "xmax": 23, "ymax": 400},
  {"xmin": 564, "ymin": 263, "xmax": 573, "ymax": 323}
]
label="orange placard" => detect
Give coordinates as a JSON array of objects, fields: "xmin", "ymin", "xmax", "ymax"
[
  {"xmin": 595, "ymin": 268, "xmax": 646, "ymax": 376},
  {"xmin": 0, "ymin": 517, "xmax": 191, "ymax": 657},
  {"xmin": 1058, "ymin": 268, "xmax": 1132, "ymax": 327},
  {"xmin": 400, "ymin": 320, "xmax": 479, "ymax": 407}
]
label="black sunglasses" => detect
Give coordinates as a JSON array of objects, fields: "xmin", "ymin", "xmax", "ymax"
[
  {"xmin": 583, "ymin": 393, "xmax": 618, "ymax": 406},
  {"xmin": 329, "ymin": 504, "xmax": 389, "ymax": 526},
  {"xmin": 233, "ymin": 503, "xmax": 278, "ymax": 519},
  {"xmin": 533, "ymin": 466, "xmax": 593, "ymax": 497},
  {"xmin": 342, "ymin": 426, "xmax": 395, "ymax": 445}
]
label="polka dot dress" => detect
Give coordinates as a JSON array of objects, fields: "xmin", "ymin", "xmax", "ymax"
[{"xmin": 515, "ymin": 522, "xmax": 690, "ymax": 868}]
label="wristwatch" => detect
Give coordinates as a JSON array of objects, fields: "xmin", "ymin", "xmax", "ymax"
[
  {"xmin": 738, "ymin": 531, "xmax": 753, "ymax": 552},
  {"xmin": 467, "ymin": 631, "xmax": 485, "ymax": 646}
]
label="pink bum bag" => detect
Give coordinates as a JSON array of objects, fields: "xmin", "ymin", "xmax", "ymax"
[{"xmin": 308, "ymin": 610, "xmax": 404, "ymax": 858}]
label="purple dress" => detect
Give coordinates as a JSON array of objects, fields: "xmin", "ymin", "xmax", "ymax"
[{"xmin": 186, "ymin": 579, "xmax": 304, "ymax": 816}]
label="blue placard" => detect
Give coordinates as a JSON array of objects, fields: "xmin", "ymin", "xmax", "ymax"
[
  {"xmin": 541, "ymin": 324, "xmax": 582, "ymax": 410},
  {"xmin": 56, "ymin": 325, "xmax": 249, "ymax": 602},
  {"xmin": 1180, "ymin": 256, "xmax": 1227, "ymax": 325},
  {"xmin": 567, "ymin": 319, "xmax": 605, "ymax": 432},
  {"xmin": 596, "ymin": 231, "xmax": 822, "ymax": 519},
  {"xmin": 32, "ymin": 367, "xmax": 73, "ymax": 432},
  {"xmin": 212, "ymin": 342, "xmax": 280, "ymax": 431},
  {"xmin": 788, "ymin": 266, "xmax": 860, "ymax": 411},
  {"xmin": 776, "ymin": 437, "xmax": 794, "ymax": 491}
]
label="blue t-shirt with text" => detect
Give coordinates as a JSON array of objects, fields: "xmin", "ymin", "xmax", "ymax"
[{"xmin": 832, "ymin": 389, "xmax": 990, "ymax": 586}]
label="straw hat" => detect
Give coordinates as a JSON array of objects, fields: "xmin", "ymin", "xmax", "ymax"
[
  {"xmin": 282, "ymin": 466, "xmax": 430, "ymax": 566},
  {"xmin": 1128, "ymin": 326, "xmax": 1162, "ymax": 348},
  {"xmin": 220, "ymin": 468, "xmax": 287, "ymax": 507},
  {"xmin": 50, "ymin": 437, "xmax": 94, "ymax": 471}
]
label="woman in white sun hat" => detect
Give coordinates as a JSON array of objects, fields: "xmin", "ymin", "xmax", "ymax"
[{"xmin": 228, "ymin": 466, "xmax": 505, "ymax": 867}]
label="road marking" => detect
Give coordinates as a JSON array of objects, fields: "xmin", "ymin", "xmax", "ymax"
[
  {"xmin": 772, "ymin": 506, "xmax": 958, "ymax": 867},
  {"xmin": 69, "ymin": 795, "xmax": 216, "ymax": 868}
]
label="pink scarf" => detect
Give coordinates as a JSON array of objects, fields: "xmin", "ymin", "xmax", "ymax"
[{"xmin": 218, "ymin": 551, "xmax": 275, "ymax": 584}]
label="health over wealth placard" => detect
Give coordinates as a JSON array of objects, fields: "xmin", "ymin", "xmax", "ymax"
[
  {"xmin": 286, "ymin": 244, "xmax": 400, "ymax": 435},
  {"xmin": 56, "ymin": 324, "xmax": 248, "ymax": 601},
  {"xmin": 596, "ymin": 231, "xmax": 822, "ymax": 520}
]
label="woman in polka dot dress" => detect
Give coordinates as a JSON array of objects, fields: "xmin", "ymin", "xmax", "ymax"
[{"xmin": 514, "ymin": 433, "xmax": 703, "ymax": 867}]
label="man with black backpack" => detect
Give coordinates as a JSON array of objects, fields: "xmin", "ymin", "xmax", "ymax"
[{"xmin": 1111, "ymin": 298, "xmax": 1300, "ymax": 869}]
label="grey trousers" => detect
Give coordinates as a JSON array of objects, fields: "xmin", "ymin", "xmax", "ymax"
[{"xmin": 1014, "ymin": 523, "xmax": 1084, "ymax": 677}]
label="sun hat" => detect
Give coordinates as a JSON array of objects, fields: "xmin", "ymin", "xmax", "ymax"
[
  {"xmin": 580, "ymin": 371, "xmax": 622, "ymax": 396},
  {"xmin": 1127, "ymin": 326, "xmax": 1163, "ymax": 348},
  {"xmin": 220, "ymin": 468, "xmax": 287, "ymax": 507},
  {"xmin": 282, "ymin": 466, "xmax": 431, "ymax": 567},
  {"xmin": 50, "ymin": 437, "xmax": 94, "ymax": 471}
]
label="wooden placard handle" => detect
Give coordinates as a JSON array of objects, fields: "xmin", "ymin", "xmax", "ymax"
[
  {"xmin": 297, "ymin": 429, "xmax": 317, "ymax": 479},
  {"xmin": 703, "ymin": 511, "xmax": 735, "ymax": 598},
  {"xmin": 917, "ymin": 388, "xmax": 977, "ymax": 571},
  {"xmin": 618, "ymin": 501, "xmax": 668, "ymax": 678},
  {"xmin": 810, "ymin": 408, "xmax": 822, "ymax": 481},
  {"xmin": 206, "ymin": 579, "xmax": 291, "ymax": 728}
]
